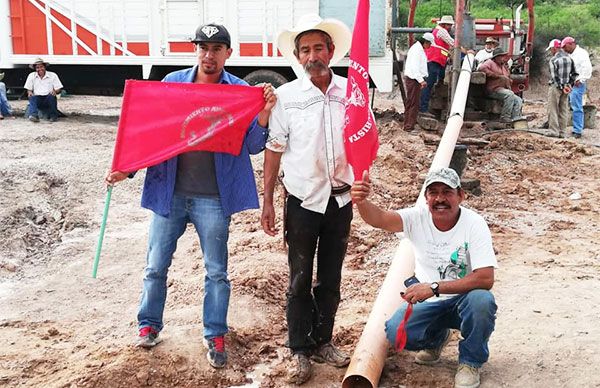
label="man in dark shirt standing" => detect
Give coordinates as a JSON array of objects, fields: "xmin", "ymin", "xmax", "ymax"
[{"xmin": 546, "ymin": 38, "xmax": 577, "ymax": 138}]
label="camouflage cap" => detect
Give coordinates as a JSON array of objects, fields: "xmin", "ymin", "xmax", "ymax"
[{"xmin": 424, "ymin": 167, "xmax": 461, "ymax": 189}]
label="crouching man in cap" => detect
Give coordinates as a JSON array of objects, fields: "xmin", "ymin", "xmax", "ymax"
[
  {"xmin": 24, "ymin": 58, "xmax": 63, "ymax": 122},
  {"xmin": 261, "ymin": 14, "xmax": 353, "ymax": 384},
  {"xmin": 351, "ymin": 167, "xmax": 498, "ymax": 388},
  {"xmin": 105, "ymin": 23, "xmax": 276, "ymax": 369}
]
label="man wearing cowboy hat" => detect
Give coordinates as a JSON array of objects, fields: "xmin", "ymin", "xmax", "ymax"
[
  {"xmin": 475, "ymin": 37, "xmax": 499, "ymax": 64},
  {"xmin": 546, "ymin": 39, "xmax": 577, "ymax": 138},
  {"xmin": 561, "ymin": 37, "xmax": 592, "ymax": 139},
  {"xmin": 0, "ymin": 72, "xmax": 13, "ymax": 119},
  {"xmin": 420, "ymin": 15, "xmax": 455, "ymax": 113},
  {"xmin": 261, "ymin": 14, "xmax": 353, "ymax": 384},
  {"xmin": 23, "ymin": 58, "xmax": 63, "ymax": 122},
  {"xmin": 478, "ymin": 48, "xmax": 523, "ymax": 123}
]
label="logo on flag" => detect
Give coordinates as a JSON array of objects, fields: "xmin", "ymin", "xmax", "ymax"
[
  {"xmin": 181, "ymin": 107, "xmax": 234, "ymax": 147},
  {"xmin": 347, "ymin": 77, "xmax": 366, "ymax": 108}
]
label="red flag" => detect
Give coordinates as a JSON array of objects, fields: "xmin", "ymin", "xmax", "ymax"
[
  {"xmin": 111, "ymin": 80, "xmax": 265, "ymax": 172},
  {"xmin": 343, "ymin": 0, "xmax": 379, "ymax": 180},
  {"xmin": 394, "ymin": 303, "xmax": 414, "ymax": 351}
]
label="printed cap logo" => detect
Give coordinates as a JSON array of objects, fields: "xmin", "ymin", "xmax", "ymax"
[{"xmin": 201, "ymin": 26, "xmax": 219, "ymax": 38}]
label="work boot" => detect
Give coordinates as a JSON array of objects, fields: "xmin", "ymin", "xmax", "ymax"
[
  {"xmin": 311, "ymin": 342, "xmax": 350, "ymax": 367},
  {"xmin": 204, "ymin": 336, "xmax": 227, "ymax": 368},
  {"xmin": 415, "ymin": 330, "xmax": 451, "ymax": 365},
  {"xmin": 136, "ymin": 326, "xmax": 161, "ymax": 348},
  {"xmin": 287, "ymin": 353, "xmax": 312, "ymax": 385},
  {"xmin": 454, "ymin": 364, "xmax": 480, "ymax": 388}
]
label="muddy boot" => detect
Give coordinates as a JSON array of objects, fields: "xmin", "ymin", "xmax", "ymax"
[
  {"xmin": 415, "ymin": 330, "xmax": 451, "ymax": 365},
  {"xmin": 454, "ymin": 364, "xmax": 480, "ymax": 388},
  {"xmin": 311, "ymin": 342, "xmax": 350, "ymax": 367},
  {"xmin": 287, "ymin": 353, "xmax": 312, "ymax": 385}
]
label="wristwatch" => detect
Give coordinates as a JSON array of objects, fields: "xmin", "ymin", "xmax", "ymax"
[{"xmin": 430, "ymin": 282, "xmax": 440, "ymax": 297}]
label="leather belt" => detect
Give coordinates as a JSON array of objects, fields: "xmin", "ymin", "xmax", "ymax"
[{"xmin": 331, "ymin": 184, "xmax": 351, "ymax": 196}]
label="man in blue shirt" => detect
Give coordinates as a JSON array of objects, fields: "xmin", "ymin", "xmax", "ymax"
[{"xmin": 105, "ymin": 23, "xmax": 276, "ymax": 369}]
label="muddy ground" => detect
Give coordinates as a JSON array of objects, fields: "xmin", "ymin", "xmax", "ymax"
[{"xmin": 1, "ymin": 87, "xmax": 599, "ymax": 388}]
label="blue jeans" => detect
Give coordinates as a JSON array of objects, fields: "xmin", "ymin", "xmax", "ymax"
[
  {"xmin": 420, "ymin": 61, "xmax": 445, "ymax": 112},
  {"xmin": 137, "ymin": 194, "xmax": 231, "ymax": 339},
  {"xmin": 569, "ymin": 82, "xmax": 586, "ymax": 134},
  {"xmin": 28, "ymin": 94, "xmax": 58, "ymax": 119},
  {"xmin": 385, "ymin": 289, "xmax": 497, "ymax": 368},
  {"xmin": 0, "ymin": 82, "xmax": 11, "ymax": 116}
]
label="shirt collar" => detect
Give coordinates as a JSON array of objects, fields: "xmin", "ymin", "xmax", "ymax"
[
  {"xmin": 300, "ymin": 70, "xmax": 343, "ymax": 93},
  {"xmin": 34, "ymin": 72, "xmax": 49, "ymax": 80},
  {"xmin": 189, "ymin": 66, "xmax": 230, "ymax": 84}
]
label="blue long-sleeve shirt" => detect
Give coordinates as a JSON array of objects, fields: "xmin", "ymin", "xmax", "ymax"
[{"xmin": 140, "ymin": 66, "xmax": 268, "ymax": 217}]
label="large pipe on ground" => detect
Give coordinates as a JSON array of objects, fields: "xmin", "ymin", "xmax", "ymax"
[{"xmin": 342, "ymin": 53, "xmax": 475, "ymax": 388}]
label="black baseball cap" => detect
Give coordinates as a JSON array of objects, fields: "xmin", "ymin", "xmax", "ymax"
[{"xmin": 192, "ymin": 23, "xmax": 231, "ymax": 47}]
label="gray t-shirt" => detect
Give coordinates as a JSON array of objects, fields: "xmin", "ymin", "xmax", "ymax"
[{"xmin": 174, "ymin": 151, "xmax": 219, "ymax": 197}]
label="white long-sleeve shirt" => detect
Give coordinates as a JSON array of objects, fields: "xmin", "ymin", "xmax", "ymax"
[
  {"xmin": 434, "ymin": 25, "xmax": 454, "ymax": 47},
  {"xmin": 569, "ymin": 45, "xmax": 592, "ymax": 82},
  {"xmin": 267, "ymin": 73, "xmax": 352, "ymax": 214},
  {"xmin": 404, "ymin": 41, "xmax": 428, "ymax": 83}
]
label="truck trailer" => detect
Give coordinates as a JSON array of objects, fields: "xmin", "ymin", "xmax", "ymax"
[{"xmin": 0, "ymin": 0, "xmax": 394, "ymax": 94}]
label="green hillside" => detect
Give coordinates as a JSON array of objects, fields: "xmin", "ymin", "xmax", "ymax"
[{"xmin": 397, "ymin": 0, "xmax": 600, "ymax": 47}]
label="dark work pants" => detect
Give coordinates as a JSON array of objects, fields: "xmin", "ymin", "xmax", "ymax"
[
  {"xmin": 420, "ymin": 61, "xmax": 445, "ymax": 112},
  {"xmin": 28, "ymin": 94, "xmax": 58, "ymax": 119},
  {"xmin": 403, "ymin": 76, "xmax": 421, "ymax": 130},
  {"xmin": 285, "ymin": 195, "xmax": 353, "ymax": 354}
]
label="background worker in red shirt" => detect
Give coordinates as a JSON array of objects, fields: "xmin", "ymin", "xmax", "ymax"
[{"xmin": 420, "ymin": 15, "xmax": 454, "ymax": 113}]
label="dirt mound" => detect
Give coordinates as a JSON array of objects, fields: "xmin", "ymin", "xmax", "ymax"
[
  {"xmin": 1, "ymin": 95, "xmax": 600, "ymax": 387},
  {"xmin": 0, "ymin": 170, "xmax": 90, "ymax": 276},
  {"xmin": 71, "ymin": 348, "xmax": 248, "ymax": 388}
]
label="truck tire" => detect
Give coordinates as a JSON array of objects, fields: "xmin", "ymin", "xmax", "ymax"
[{"xmin": 244, "ymin": 70, "xmax": 289, "ymax": 88}]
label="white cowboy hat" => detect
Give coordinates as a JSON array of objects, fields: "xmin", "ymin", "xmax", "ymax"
[
  {"xmin": 29, "ymin": 57, "xmax": 50, "ymax": 69},
  {"xmin": 437, "ymin": 15, "xmax": 455, "ymax": 25},
  {"xmin": 277, "ymin": 14, "xmax": 352, "ymax": 67}
]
